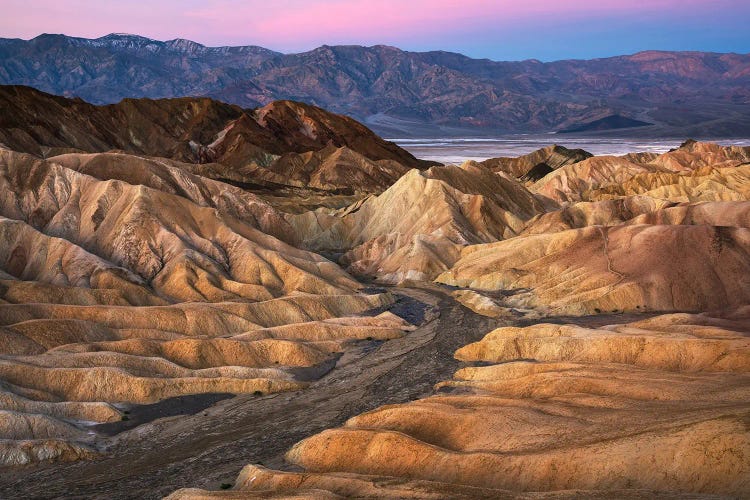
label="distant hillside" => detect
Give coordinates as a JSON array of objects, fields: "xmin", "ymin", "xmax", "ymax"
[
  {"xmin": 0, "ymin": 85, "xmax": 430, "ymax": 194},
  {"xmin": 2, "ymin": 34, "xmax": 750, "ymax": 137},
  {"xmin": 558, "ymin": 115, "xmax": 653, "ymax": 133}
]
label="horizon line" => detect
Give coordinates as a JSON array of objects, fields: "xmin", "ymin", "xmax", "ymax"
[{"xmin": 5, "ymin": 32, "xmax": 750, "ymax": 64}]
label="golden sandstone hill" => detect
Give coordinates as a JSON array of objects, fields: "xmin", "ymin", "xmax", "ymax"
[
  {"xmin": 0, "ymin": 86, "xmax": 748, "ymax": 499},
  {"xmin": 167, "ymin": 138, "xmax": 750, "ymax": 499},
  {"xmin": 288, "ymin": 163, "xmax": 545, "ymax": 282},
  {"xmin": 0, "ymin": 89, "xmax": 422, "ymax": 466},
  {"xmin": 173, "ymin": 309, "xmax": 750, "ymax": 498},
  {"xmin": 0, "ymin": 143, "xmax": 413, "ymax": 464}
]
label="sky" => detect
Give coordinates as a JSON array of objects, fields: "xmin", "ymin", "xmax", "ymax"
[{"xmin": 2, "ymin": 0, "xmax": 750, "ymax": 61}]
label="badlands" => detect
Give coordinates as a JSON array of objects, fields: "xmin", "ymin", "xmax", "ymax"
[{"xmin": 0, "ymin": 86, "xmax": 748, "ymax": 499}]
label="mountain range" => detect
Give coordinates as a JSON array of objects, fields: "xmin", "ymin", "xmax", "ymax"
[{"xmin": 2, "ymin": 33, "xmax": 750, "ymax": 137}]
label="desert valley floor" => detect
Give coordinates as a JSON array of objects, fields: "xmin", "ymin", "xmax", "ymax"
[{"xmin": 0, "ymin": 85, "xmax": 748, "ymax": 499}]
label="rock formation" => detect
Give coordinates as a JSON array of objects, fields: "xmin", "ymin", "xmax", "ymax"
[
  {"xmin": 171, "ymin": 309, "xmax": 750, "ymax": 498},
  {"xmin": 479, "ymin": 144, "xmax": 592, "ymax": 180},
  {"xmin": 438, "ymin": 223, "xmax": 750, "ymax": 315},
  {"xmin": 0, "ymin": 83, "xmax": 748, "ymax": 499},
  {"xmin": 532, "ymin": 141, "xmax": 750, "ymax": 204},
  {"xmin": 431, "ymin": 141, "xmax": 750, "ymax": 315},
  {"xmin": 0, "ymin": 114, "xmax": 417, "ymax": 465},
  {"xmin": 288, "ymin": 162, "xmax": 545, "ymax": 282},
  {"xmin": 0, "ymin": 86, "xmax": 430, "ymax": 194}
]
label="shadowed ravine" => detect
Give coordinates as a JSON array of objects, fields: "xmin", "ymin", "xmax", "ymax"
[
  {"xmin": 0, "ymin": 285, "xmax": 645, "ymax": 499},
  {"xmin": 0, "ymin": 285, "xmax": 510, "ymax": 499}
]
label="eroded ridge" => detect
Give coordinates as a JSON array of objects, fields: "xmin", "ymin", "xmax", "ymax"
[
  {"xmin": 1, "ymin": 85, "xmax": 749, "ymax": 499},
  {"xmin": 172, "ymin": 309, "xmax": 750, "ymax": 498},
  {"xmin": 0, "ymin": 147, "xmax": 416, "ymax": 466}
]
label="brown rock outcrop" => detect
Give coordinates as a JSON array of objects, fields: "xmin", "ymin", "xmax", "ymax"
[
  {"xmin": 222, "ymin": 145, "xmax": 411, "ymax": 194},
  {"xmin": 480, "ymin": 144, "xmax": 592, "ymax": 180},
  {"xmin": 0, "ymin": 85, "xmax": 429, "ymax": 194}
]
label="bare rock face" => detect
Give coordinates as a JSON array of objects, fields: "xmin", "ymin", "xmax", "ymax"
[
  {"xmin": 0, "ymin": 215, "xmax": 160, "ymax": 308},
  {"xmin": 0, "ymin": 149, "xmax": 359, "ymax": 302},
  {"xmin": 172, "ymin": 310, "xmax": 750, "ymax": 498},
  {"xmin": 0, "ymin": 143, "xmax": 414, "ymax": 466},
  {"xmin": 45, "ymin": 151, "xmax": 297, "ymax": 243},
  {"xmin": 286, "ymin": 141, "xmax": 750, "ymax": 310},
  {"xmin": 288, "ymin": 162, "xmax": 546, "ymax": 282},
  {"xmin": 438, "ymin": 224, "xmax": 750, "ymax": 315},
  {"xmin": 532, "ymin": 141, "xmax": 750, "ymax": 204},
  {"xmin": 520, "ymin": 195, "xmax": 676, "ymax": 235},
  {"xmin": 480, "ymin": 144, "xmax": 592, "ymax": 180},
  {"xmin": 225, "ymin": 144, "xmax": 412, "ymax": 194},
  {"xmin": 430, "ymin": 141, "xmax": 750, "ymax": 315},
  {"xmin": 248, "ymin": 100, "xmax": 427, "ymax": 169}
]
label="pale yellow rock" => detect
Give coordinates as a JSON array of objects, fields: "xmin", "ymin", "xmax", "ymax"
[
  {"xmin": 0, "ymin": 149, "xmax": 360, "ymax": 302},
  {"xmin": 451, "ymin": 290, "xmax": 511, "ymax": 318},
  {"xmin": 438, "ymin": 224, "xmax": 750, "ymax": 315},
  {"xmin": 521, "ymin": 196, "xmax": 675, "ymax": 235},
  {"xmin": 0, "ymin": 147, "xmax": 418, "ymax": 466},
  {"xmin": 533, "ymin": 143, "xmax": 750, "ymax": 204},
  {"xmin": 288, "ymin": 163, "xmax": 545, "ymax": 282},
  {"xmin": 47, "ymin": 151, "xmax": 297, "ymax": 244}
]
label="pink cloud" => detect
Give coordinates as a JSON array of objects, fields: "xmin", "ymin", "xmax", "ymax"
[
  {"xmin": 182, "ymin": 0, "xmax": 737, "ymax": 48},
  {"xmin": 1, "ymin": 0, "xmax": 748, "ymax": 56}
]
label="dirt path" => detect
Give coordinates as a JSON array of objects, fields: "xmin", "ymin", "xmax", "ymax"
[{"xmin": 0, "ymin": 285, "xmax": 508, "ymax": 499}]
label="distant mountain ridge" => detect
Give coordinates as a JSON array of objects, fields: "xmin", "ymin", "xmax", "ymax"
[{"xmin": 2, "ymin": 33, "xmax": 750, "ymax": 137}]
